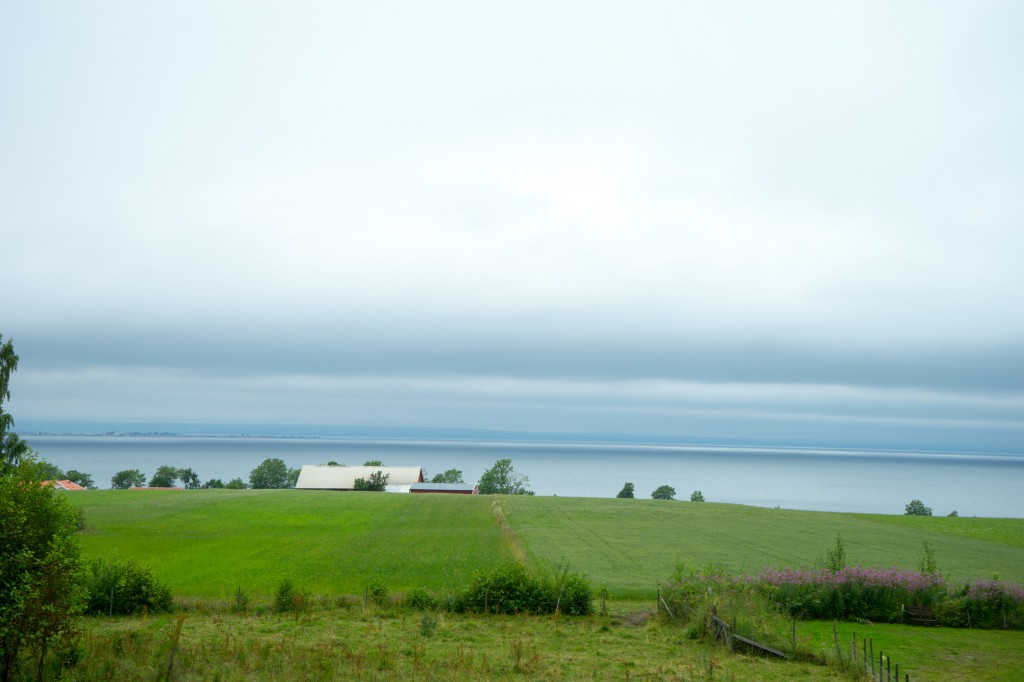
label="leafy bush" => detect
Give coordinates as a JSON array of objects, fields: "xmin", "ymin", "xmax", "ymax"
[
  {"xmin": 404, "ymin": 587, "xmax": 437, "ymax": 610},
  {"xmin": 954, "ymin": 580, "xmax": 1024, "ymax": 629},
  {"xmin": 367, "ymin": 577, "xmax": 389, "ymax": 607},
  {"xmin": 83, "ymin": 558, "xmax": 173, "ymax": 615},
  {"xmin": 547, "ymin": 567, "xmax": 594, "ymax": 615},
  {"xmin": 457, "ymin": 562, "xmax": 591, "ymax": 615}
]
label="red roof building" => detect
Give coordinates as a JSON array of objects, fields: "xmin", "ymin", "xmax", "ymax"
[{"xmin": 42, "ymin": 480, "xmax": 87, "ymax": 491}]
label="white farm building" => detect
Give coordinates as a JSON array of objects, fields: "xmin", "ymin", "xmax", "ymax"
[{"xmin": 294, "ymin": 465, "xmax": 425, "ymax": 492}]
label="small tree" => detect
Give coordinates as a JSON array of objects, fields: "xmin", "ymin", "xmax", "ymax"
[
  {"xmin": 616, "ymin": 482, "xmax": 635, "ymax": 498},
  {"xmin": 478, "ymin": 458, "xmax": 534, "ymax": 495},
  {"xmin": 431, "ymin": 469, "xmax": 464, "ymax": 484},
  {"xmin": 905, "ymin": 499, "xmax": 933, "ymax": 516},
  {"xmin": 110, "ymin": 469, "xmax": 147, "ymax": 489},
  {"xmin": 149, "ymin": 465, "xmax": 179, "ymax": 488},
  {"xmin": 919, "ymin": 541, "xmax": 939, "ymax": 576},
  {"xmin": 651, "ymin": 485, "xmax": 676, "ymax": 500},
  {"xmin": 249, "ymin": 458, "xmax": 290, "ymax": 489},
  {"xmin": 363, "ymin": 460, "xmax": 383, "ymax": 467},
  {"xmin": 690, "ymin": 490, "xmax": 705, "ymax": 502},
  {"xmin": 354, "ymin": 470, "xmax": 389, "ymax": 491},
  {"xmin": 64, "ymin": 469, "xmax": 96, "ymax": 490},
  {"xmin": 224, "ymin": 477, "xmax": 249, "ymax": 489},
  {"xmin": 204, "ymin": 478, "xmax": 225, "ymax": 489},
  {"xmin": 178, "ymin": 467, "xmax": 201, "ymax": 489},
  {"xmin": 824, "ymin": 534, "xmax": 847, "ymax": 573}
]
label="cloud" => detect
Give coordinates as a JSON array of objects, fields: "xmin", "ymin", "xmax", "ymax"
[{"xmin": 2, "ymin": 2, "xmax": 1023, "ymax": 447}]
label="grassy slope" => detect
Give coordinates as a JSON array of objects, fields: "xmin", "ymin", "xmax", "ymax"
[
  {"xmin": 69, "ymin": 491, "xmax": 1024, "ymax": 600},
  {"xmin": 500, "ymin": 496, "xmax": 1024, "ymax": 595},
  {"xmin": 73, "ymin": 490, "xmax": 507, "ymax": 598}
]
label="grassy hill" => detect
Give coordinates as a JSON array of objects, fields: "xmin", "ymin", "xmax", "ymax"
[{"xmin": 68, "ymin": 490, "xmax": 1024, "ymax": 599}]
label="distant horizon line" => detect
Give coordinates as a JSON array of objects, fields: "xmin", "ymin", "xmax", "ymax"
[{"xmin": 16, "ymin": 418, "xmax": 1023, "ymax": 458}]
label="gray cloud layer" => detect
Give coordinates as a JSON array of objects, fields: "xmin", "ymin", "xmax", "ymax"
[{"xmin": 3, "ymin": 2, "xmax": 1022, "ymax": 450}]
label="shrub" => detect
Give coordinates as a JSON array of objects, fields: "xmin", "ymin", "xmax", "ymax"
[
  {"xmin": 404, "ymin": 587, "xmax": 437, "ymax": 610},
  {"xmin": 367, "ymin": 577, "xmax": 389, "ymax": 607},
  {"xmin": 83, "ymin": 558, "xmax": 173, "ymax": 615},
  {"xmin": 458, "ymin": 562, "xmax": 591, "ymax": 615},
  {"xmin": 755, "ymin": 566, "xmax": 945, "ymax": 621},
  {"xmin": 274, "ymin": 578, "xmax": 304, "ymax": 614},
  {"xmin": 419, "ymin": 612, "xmax": 438, "ymax": 637},
  {"xmin": 956, "ymin": 580, "xmax": 1024, "ymax": 629}
]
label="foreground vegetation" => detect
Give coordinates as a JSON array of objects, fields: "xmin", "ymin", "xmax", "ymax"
[{"xmin": 31, "ymin": 603, "xmax": 1024, "ymax": 681}]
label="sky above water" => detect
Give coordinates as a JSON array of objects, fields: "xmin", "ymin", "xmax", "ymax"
[{"xmin": 2, "ymin": 1, "xmax": 1023, "ymax": 450}]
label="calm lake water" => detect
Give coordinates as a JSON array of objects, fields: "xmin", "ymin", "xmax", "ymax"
[{"xmin": 24, "ymin": 435, "xmax": 1024, "ymax": 518}]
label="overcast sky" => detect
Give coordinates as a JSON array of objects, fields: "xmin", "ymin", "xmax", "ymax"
[{"xmin": 2, "ymin": 1, "xmax": 1022, "ymax": 451}]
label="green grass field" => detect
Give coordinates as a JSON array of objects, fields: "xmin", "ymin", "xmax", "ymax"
[
  {"xmin": 57, "ymin": 491, "xmax": 1024, "ymax": 681},
  {"xmin": 72, "ymin": 490, "xmax": 509, "ymax": 598},
  {"xmin": 501, "ymin": 496, "xmax": 1024, "ymax": 595},
  {"xmin": 69, "ymin": 490, "xmax": 1024, "ymax": 600}
]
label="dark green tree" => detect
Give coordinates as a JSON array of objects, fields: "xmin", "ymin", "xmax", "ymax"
[
  {"xmin": 203, "ymin": 478, "xmax": 225, "ymax": 489},
  {"xmin": 616, "ymin": 482, "xmax": 635, "ymax": 498},
  {"xmin": 353, "ymin": 470, "xmax": 389, "ymax": 491},
  {"xmin": 249, "ymin": 458, "xmax": 289, "ymax": 489},
  {"xmin": 149, "ymin": 465, "xmax": 179, "ymax": 488},
  {"xmin": 0, "ymin": 336, "xmax": 29, "ymax": 475},
  {"xmin": 362, "ymin": 460, "xmax": 383, "ymax": 467},
  {"xmin": 65, "ymin": 470, "xmax": 96, "ymax": 490},
  {"xmin": 651, "ymin": 485, "xmax": 676, "ymax": 500},
  {"xmin": 690, "ymin": 490, "xmax": 705, "ymax": 502},
  {"xmin": 477, "ymin": 458, "xmax": 534, "ymax": 495},
  {"xmin": 110, "ymin": 469, "xmax": 146, "ymax": 489},
  {"xmin": 177, "ymin": 467, "xmax": 201, "ymax": 489},
  {"xmin": 224, "ymin": 477, "xmax": 248, "ymax": 489},
  {"xmin": 37, "ymin": 461, "xmax": 64, "ymax": 481},
  {"xmin": 431, "ymin": 468, "xmax": 464, "ymax": 484},
  {"xmin": 1, "ymin": 449, "xmax": 83, "ymax": 680},
  {"xmin": 904, "ymin": 499, "xmax": 933, "ymax": 516}
]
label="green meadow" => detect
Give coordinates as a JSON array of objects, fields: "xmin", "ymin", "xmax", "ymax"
[
  {"xmin": 54, "ymin": 491, "xmax": 1024, "ymax": 681},
  {"xmin": 70, "ymin": 490, "xmax": 1024, "ymax": 599}
]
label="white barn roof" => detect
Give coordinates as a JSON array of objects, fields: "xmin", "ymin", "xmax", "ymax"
[{"xmin": 295, "ymin": 465, "xmax": 424, "ymax": 490}]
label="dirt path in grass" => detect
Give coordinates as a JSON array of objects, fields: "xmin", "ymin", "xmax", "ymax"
[{"xmin": 492, "ymin": 499, "xmax": 527, "ymax": 564}]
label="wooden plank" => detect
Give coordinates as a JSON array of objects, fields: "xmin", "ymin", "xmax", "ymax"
[{"xmin": 732, "ymin": 634, "xmax": 787, "ymax": 659}]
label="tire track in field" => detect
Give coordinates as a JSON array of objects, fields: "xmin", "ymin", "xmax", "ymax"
[{"xmin": 491, "ymin": 499, "xmax": 527, "ymax": 564}]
